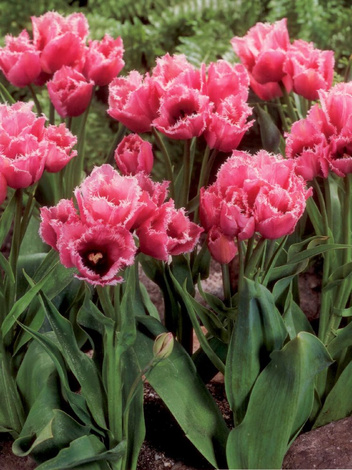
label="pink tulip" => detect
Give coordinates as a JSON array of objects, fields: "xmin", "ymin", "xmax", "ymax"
[
  {"xmin": 39, "ymin": 199, "xmax": 79, "ymax": 250},
  {"xmin": 83, "ymin": 34, "xmax": 124, "ymax": 86},
  {"xmin": 43, "ymin": 124, "xmax": 77, "ymax": 173},
  {"xmin": 204, "ymin": 95, "xmax": 253, "ymax": 152},
  {"xmin": 231, "ymin": 19, "xmax": 290, "ymax": 85},
  {"xmin": 284, "ymin": 40, "xmax": 334, "ymax": 100},
  {"xmin": 114, "ymin": 134, "xmax": 153, "ymax": 175},
  {"xmin": 207, "ymin": 226, "xmax": 237, "ymax": 264},
  {"xmin": 108, "ymin": 71, "xmax": 161, "ymax": 133},
  {"xmin": 153, "ymin": 84, "xmax": 210, "ymax": 140},
  {"xmin": 137, "ymin": 200, "xmax": 203, "ymax": 261},
  {"xmin": 47, "ymin": 66, "xmax": 94, "ymax": 118},
  {"xmin": 0, "ymin": 30, "xmax": 41, "ymax": 87},
  {"xmin": 206, "ymin": 60, "xmax": 249, "ymax": 107},
  {"xmin": 152, "ymin": 53, "xmax": 195, "ymax": 89},
  {"xmin": 31, "ymin": 11, "xmax": 88, "ymax": 74},
  {"xmin": 57, "ymin": 222, "xmax": 136, "ymax": 286},
  {"xmin": 285, "ymin": 105, "xmax": 331, "ymax": 180},
  {"xmin": 0, "ymin": 102, "xmax": 46, "ymax": 188}
]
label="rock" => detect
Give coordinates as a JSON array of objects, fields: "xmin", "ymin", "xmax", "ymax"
[{"xmin": 283, "ymin": 416, "xmax": 352, "ymax": 469}]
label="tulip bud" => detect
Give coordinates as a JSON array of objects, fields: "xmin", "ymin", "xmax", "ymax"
[{"xmin": 153, "ymin": 333, "xmax": 174, "ymax": 360}]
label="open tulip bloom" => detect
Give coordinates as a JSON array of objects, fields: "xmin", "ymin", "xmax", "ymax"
[{"xmin": 1, "ymin": 11, "xmax": 352, "ymax": 470}]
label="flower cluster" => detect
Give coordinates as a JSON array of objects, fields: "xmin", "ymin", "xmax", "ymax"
[
  {"xmin": 231, "ymin": 18, "xmax": 334, "ymax": 101},
  {"xmin": 0, "ymin": 12, "xmax": 124, "ymax": 117},
  {"xmin": 108, "ymin": 54, "xmax": 253, "ymax": 153},
  {"xmin": 0, "ymin": 101, "xmax": 76, "ymax": 191},
  {"xmin": 286, "ymin": 82, "xmax": 352, "ymax": 180},
  {"xmin": 199, "ymin": 150, "xmax": 311, "ymax": 264},
  {"xmin": 40, "ymin": 164, "xmax": 202, "ymax": 285}
]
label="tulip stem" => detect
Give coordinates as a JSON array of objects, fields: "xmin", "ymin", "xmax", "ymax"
[
  {"xmin": 49, "ymin": 101, "xmax": 55, "ymax": 125},
  {"xmin": 221, "ymin": 262, "xmax": 232, "ymax": 307},
  {"xmin": 105, "ymin": 123, "xmax": 126, "ymax": 165},
  {"xmin": 179, "ymin": 139, "xmax": 192, "ymax": 208},
  {"xmin": 28, "ymin": 84, "xmax": 42, "ymax": 115},
  {"xmin": 152, "ymin": 128, "xmax": 175, "ymax": 199}
]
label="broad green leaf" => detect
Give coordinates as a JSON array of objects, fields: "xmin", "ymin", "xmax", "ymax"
[
  {"xmin": 328, "ymin": 321, "xmax": 352, "ymax": 358},
  {"xmin": 314, "ymin": 359, "xmax": 352, "ymax": 428},
  {"xmin": 323, "ymin": 261, "xmax": 352, "ymax": 293},
  {"xmin": 283, "ymin": 293, "xmax": 314, "ymax": 340},
  {"xmin": 0, "ymin": 353, "xmax": 24, "ymax": 435},
  {"xmin": 256, "ymin": 105, "xmax": 281, "ymax": 153},
  {"xmin": 1, "ymin": 263, "xmax": 59, "ymax": 338},
  {"xmin": 226, "ymin": 333, "xmax": 332, "ymax": 469},
  {"xmin": 134, "ymin": 316, "xmax": 229, "ymax": 469},
  {"xmin": 35, "ymin": 435, "xmax": 126, "ymax": 470},
  {"xmin": 38, "ymin": 292, "xmax": 107, "ymax": 430},
  {"xmin": 138, "ymin": 281, "xmax": 160, "ymax": 319},
  {"xmin": 225, "ymin": 278, "xmax": 287, "ymax": 424},
  {"xmin": 17, "ymin": 326, "xmax": 101, "ymax": 432},
  {"xmin": 16, "ymin": 338, "xmax": 57, "ymax": 409}
]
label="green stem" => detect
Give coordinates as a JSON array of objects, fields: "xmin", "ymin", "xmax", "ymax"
[
  {"xmin": 152, "ymin": 128, "xmax": 175, "ymax": 199},
  {"xmin": 28, "ymin": 84, "xmax": 42, "ymax": 115},
  {"xmin": 275, "ymin": 98, "xmax": 289, "ymax": 132},
  {"xmin": 280, "ymin": 82, "xmax": 298, "ymax": 125},
  {"xmin": 49, "ymin": 101, "xmax": 55, "ymax": 125},
  {"xmin": 221, "ymin": 262, "xmax": 232, "ymax": 307},
  {"xmin": 97, "ymin": 286, "xmax": 115, "ymax": 321},
  {"xmin": 237, "ymin": 239, "xmax": 245, "ymax": 296},
  {"xmin": 8, "ymin": 189, "xmax": 22, "ymax": 297},
  {"xmin": 179, "ymin": 139, "xmax": 192, "ymax": 208},
  {"xmin": 105, "ymin": 123, "xmax": 127, "ymax": 165}
]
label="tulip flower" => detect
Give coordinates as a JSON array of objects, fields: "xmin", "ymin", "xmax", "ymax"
[
  {"xmin": 115, "ymin": 134, "xmax": 154, "ymax": 175},
  {"xmin": 151, "ymin": 53, "xmax": 195, "ymax": 89},
  {"xmin": 0, "ymin": 172, "xmax": 7, "ymax": 205},
  {"xmin": 57, "ymin": 222, "xmax": 137, "ymax": 286},
  {"xmin": 47, "ymin": 66, "xmax": 94, "ymax": 118},
  {"xmin": 83, "ymin": 34, "xmax": 125, "ymax": 86},
  {"xmin": 39, "ymin": 199, "xmax": 79, "ymax": 250},
  {"xmin": 0, "ymin": 30, "xmax": 41, "ymax": 87},
  {"xmin": 31, "ymin": 11, "xmax": 88, "ymax": 75},
  {"xmin": 44, "ymin": 124, "xmax": 77, "ymax": 173},
  {"xmin": 284, "ymin": 40, "xmax": 334, "ymax": 100},
  {"xmin": 108, "ymin": 71, "xmax": 161, "ymax": 133},
  {"xmin": 137, "ymin": 200, "xmax": 203, "ymax": 261}
]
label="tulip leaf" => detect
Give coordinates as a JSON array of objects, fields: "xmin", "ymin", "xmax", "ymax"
[
  {"xmin": 0, "ymin": 353, "xmax": 24, "ymax": 435},
  {"xmin": 256, "ymin": 105, "xmax": 281, "ymax": 153},
  {"xmin": 37, "ymin": 291, "xmax": 107, "ymax": 430},
  {"xmin": 226, "ymin": 333, "xmax": 332, "ymax": 470},
  {"xmin": 323, "ymin": 261, "xmax": 352, "ymax": 292},
  {"xmin": 328, "ymin": 321, "xmax": 352, "ymax": 358},
  {"xmin": 35, "ymin": 435, "xmax": 126, "ymax": 470},
  {"xmin": 313, "ymin": 359, "xmax": 352, "ymax": 428},
  {"xmin": 0, "ymin": 189, "xmax": 16, "ymax": 248},
  {"xmin": 225, "ymin": 278, "xmax": 287, "ymax": 424},
  {"xmin": 134, "ymin": 315, "xmax": 229, "ymax": 468},
  {"xmin": 283, "ymin": 292, "xmax": 314, "ymax": 340}
]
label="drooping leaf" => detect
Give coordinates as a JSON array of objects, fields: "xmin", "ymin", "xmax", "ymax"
[
  {"xmin": 225, "ymin": 278, "xmax": 287, "ymax": 424},
  {"xmin": 226, "ymin": 333, "xmax": 332, "ymax": 470}
]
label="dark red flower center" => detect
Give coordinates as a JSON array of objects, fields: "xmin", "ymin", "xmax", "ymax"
[{"xmin": 81, "ymin": 249, "xmax": 110, "ymax": 275}]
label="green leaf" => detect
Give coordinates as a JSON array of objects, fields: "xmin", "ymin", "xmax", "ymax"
[
  {"xmin": 256, "ymin": 105, "xmax": 281, "ymax": 153},
  {"xmin": 328, "ymin": 321, "xmax": 352, "ymax": 358},
  {"xmin": 283, "ymin": 293, "xmax": 315, "ymax": 340},
  {"xmin": 0, "ymin": 191, "xmax": 16, "ymax": 248},
  {"xmin": 225, "ymin": 278, "xmax": 287, "ymax": 424},
  {"xmin": 38, "ymin": 291, "xmax": 107, "ymax": 430},
  {"xmin": 313, "ymin": 359, "xmax": 352, "ymax": 428},
  {"xmin": 35, "ymin": 435, "xmax": 126, "ymax": 470},
  {"xmin": 226, "ymin": 333, "xmax": 332, "ymax": 469},
  {"xmin": 134, "ymin": 316, "xmax": 229, "ymax": 468}
]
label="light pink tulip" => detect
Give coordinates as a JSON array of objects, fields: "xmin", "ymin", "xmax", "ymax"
[
  {"xmin": 284, "ymin": 40, "xmax": 334, "ymax": 100},
  {"xmin": 47, "ymin": 66, "xmax": 94, "ymax": 118},
  {"xmin": 43, "ymin": 123, "xmax": 77, "ymax": 173},
  {"xmin": 153, "ymin": 84, "xmax": 210, "ymax": 140},
  {"xmin": 137, "ymin": 200, "xmax": 203, "ymax": 261},
  {"xmin": 39, "ymin": 199, "xmax": 79, "ymax": 250},
  {"xmin": 231, "ymin": 19, "xmax": 290, "ymax": 85},
  {"xmin": 83, "ymin": 35, "xmax": 124, "ymax": 86},
  {"xmin": 152, "ymin": 53, "xmax": 195, "ymax": 89},
  {"xmin": 57, "ymin": 222, "xmax": 136, "ymax": 286},
  {"xmin": 0, "ymin": 30, "xmax": 41, "ymax": 87},
  {"xmin": 108, "ymin": 71, "xmax": 161, "ymax": 133},
  {"xmin": 115, "ymin": 134, "xmax": 153, "ymax": 175},
  {"xmin": 31, "ymin": 11, "xmax": 88, "ymax": 74},
  {"xmin": 206, "ymin": 60, "xmax": 249, "ymax": 107}
]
